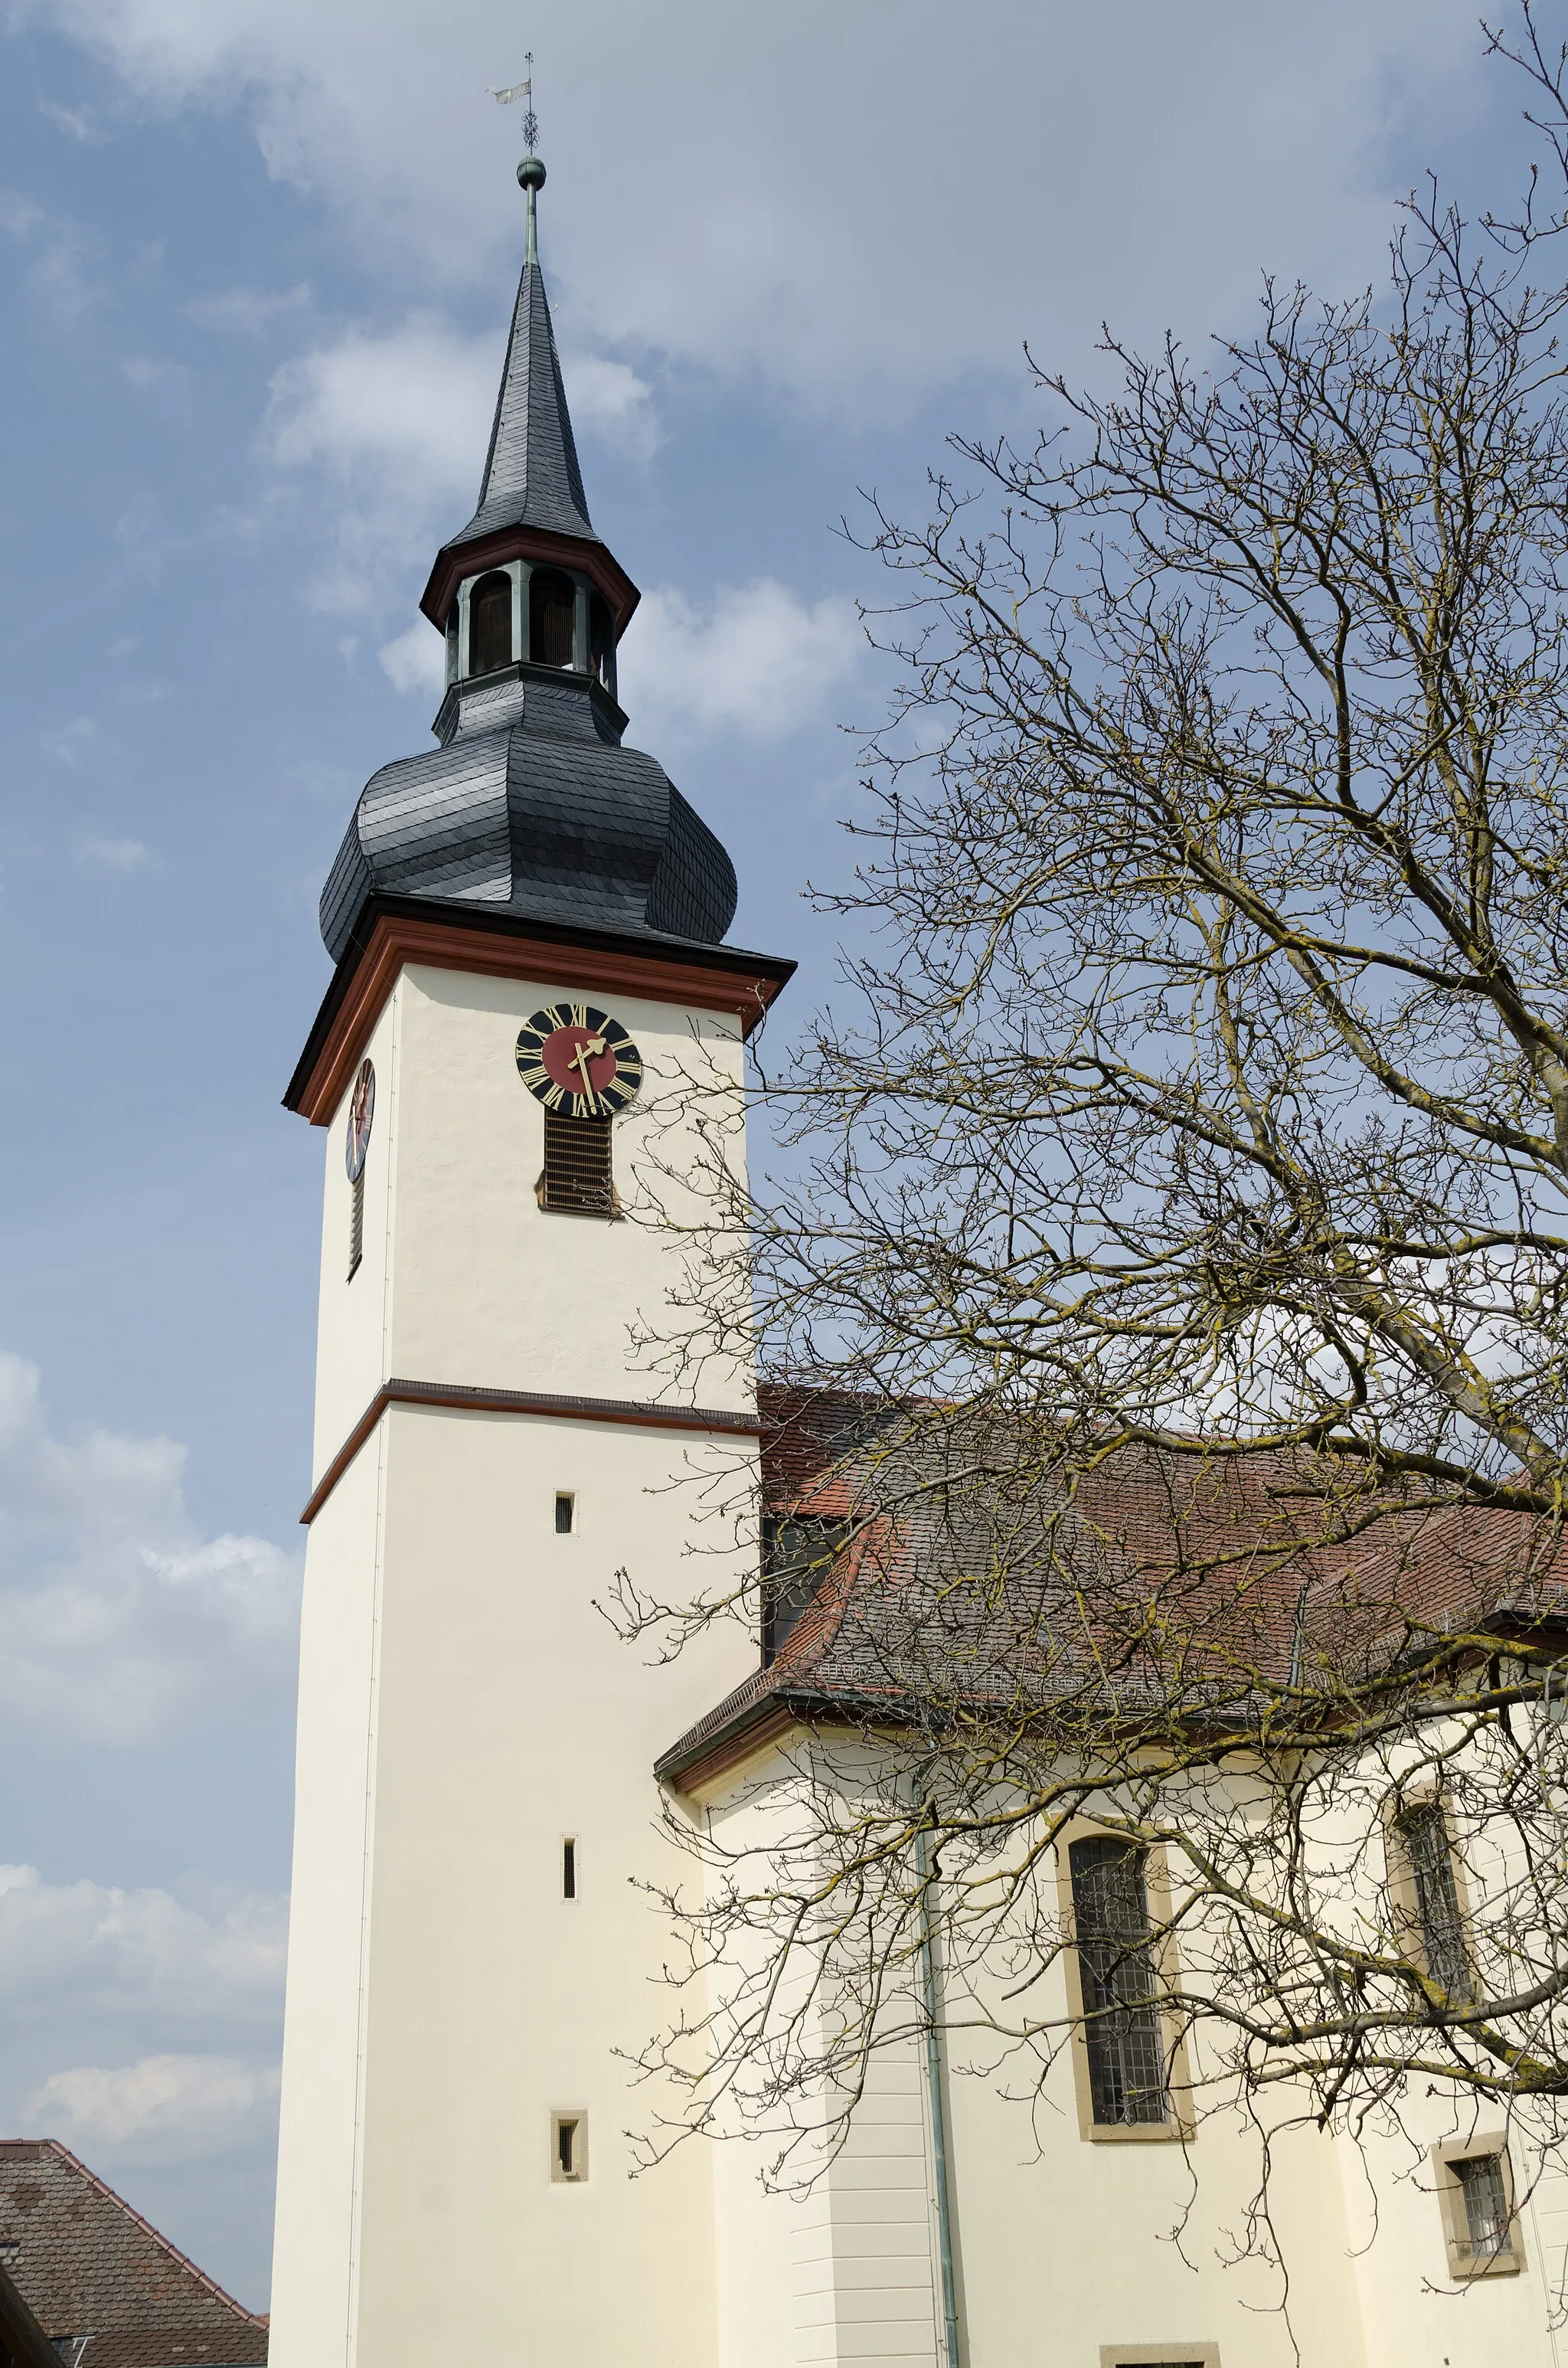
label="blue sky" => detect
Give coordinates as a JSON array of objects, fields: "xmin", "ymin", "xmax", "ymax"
[{"xmin": 0, "ymin": 0, "xmax": 1534, "ymax": 2307}]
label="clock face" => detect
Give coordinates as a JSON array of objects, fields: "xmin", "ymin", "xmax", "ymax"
[
  {"xmin": 345, "ymin": 1058, "xmax": 375, "ymax": 1181},
  {"xmin": 515, "ymin": 1003, "xmax": 642, "ymax": 1116}
]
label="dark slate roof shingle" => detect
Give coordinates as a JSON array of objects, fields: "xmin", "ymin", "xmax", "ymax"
[
  {"xmin": 446, "ymin": 261, "xmax": 596, "ymax": 551},
  {"xmin": 319, "ymin": 670, "xmax": 738, "ymax": 961}
]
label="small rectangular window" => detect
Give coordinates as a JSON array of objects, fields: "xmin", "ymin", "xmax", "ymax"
[
  {"xmin": 563, "ymin": 1838, "xmax": 577, "ymax": 1899},
  {"xmin": 348, "ymin": 1166, "xmax": 365, "ymax": 1280},
  {"xmin": 1434, "ymin": 2136, "xmax": 1523, "ymax": 2277},
  {"xmin": 1395, "ymin": 1801, "xmax": 1471, "ymax": 2002},
  {"xmin": 539, "ymin": 1112, "xmax": 615, "ymax": 1215},
  {"xmin": 1070, "ymin": 1837, "xmax": 1169, "ymax": 2127},
  {"xmin": 550, "ymin": 2111, "xmax": 586, "ymax": 2182},
  {"xmin": 761, "ymin": 1515, "xmax": 849, "ymax": 1664},
  {"xmin": 555, "ymin": 1492, "xmax": 574, "ymax": 1536}
]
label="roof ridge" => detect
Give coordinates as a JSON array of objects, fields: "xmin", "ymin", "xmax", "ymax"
[{"xmin": 23, "ymin": 2144, "xmax": 265, "ymax": 2326}]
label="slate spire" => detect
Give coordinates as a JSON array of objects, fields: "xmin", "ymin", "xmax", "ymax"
[{"xmin": 446, "ymin": 149, "xmax": 597, "ymax": 551}]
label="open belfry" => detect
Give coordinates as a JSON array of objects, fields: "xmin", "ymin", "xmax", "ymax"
[{"xmin": 270, "ymin": 132, "xmax": 793, "ymax": 2368}]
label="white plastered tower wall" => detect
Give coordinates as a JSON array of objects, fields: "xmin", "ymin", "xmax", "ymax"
[{"xmin": 270, "ymin": 956, "xmax": 765, "ymax": 2368}]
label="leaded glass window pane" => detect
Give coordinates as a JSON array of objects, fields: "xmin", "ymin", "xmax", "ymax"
[{"xmin": 1069, "ymin": 1836, "xmax": 1169, "ymax": 2126}]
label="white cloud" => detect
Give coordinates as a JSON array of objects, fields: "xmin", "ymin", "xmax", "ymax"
[
  {"xmin": 558, "ymin": 351, "xmax": 659, "ymax": 464},
  {"xmin": 21, "ymin": 0, "xmax": 1491, "ymax": 413},
  {"xmin": 121, "ymin": 354, "xmax": 193, "ymax": 417},
  {"xmin": 0, "ymin": 186, "xmax": 98, "ymax": 320},
  {"xmin": 41, "ymin": 716, "xmax": 100, "ymax": 767},
  {"xmin": 0, "ymin": 1866, "xmax": 287, "ymax": 2033},
  {"xmin": 263, "ymin": 314, "xmax": 494, "ymax": 610},
  {"xmin": 619, "ymin": 579, "xmax": 861, "ymax": 742},
  {"xmin": 23, "ymin": 2054, "xmax": 281, "ymax": 2161},
  {"xmin": 76, "ymin": 833, "xmax": 151, "ymax": 872},
  {"xmin": 0, "ymin": 1352, "xmax": 301, "ymax": 1743},
  {"xmin": 188, "ymin": 281, "xmax": 310, "ymax": 336},
  {"xmin": 266, "ymin": 314, "xmax": 492, "ymax": 492},
  {"xmin": 0, "ymin": 1868, "xmax": 287, "ymax": 2179},
  {"xmin": 379, "ymin": 620, "xmax": 444, "ymax": 695}
]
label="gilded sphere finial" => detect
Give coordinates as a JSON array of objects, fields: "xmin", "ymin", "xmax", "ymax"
[{"xmin": 518, "ymin": 154, "xmax": 546, "ymax": 192}]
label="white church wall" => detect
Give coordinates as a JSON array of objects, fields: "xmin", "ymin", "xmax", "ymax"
[
  {"xmin": 700, "ymin": 1742, "xmax": 946, "ymax": 2368},
  {"xmin": 384, "ymin": 963, "xmax": 753, "ymax": 1411},
  {"xmin": 339, "ymin": 1396, "xmax": 754, "ymax": 2368},
  {"xmin": 310, "ymin": 990, "xmax": 401, "ymax": 1478},
  {"xmin": 268, "ymin": 1434, "xmax": 387, "ymax": 2368}
]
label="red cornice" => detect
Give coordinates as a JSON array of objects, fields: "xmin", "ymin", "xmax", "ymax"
[
  {"xmin": 662, "ymin": 1702, "xmax": 808, "ymax": 1798},
  {"xmin": 302, "ymin": 1376, "xmax": 763, "ymax": 1525},
  {"xmin": 285, "ymin": 901, "xmax": 794, "ymax": 1127},
  {"xmin": 420, "ymin": 525, "xmax": 640, "ymax": 639}
]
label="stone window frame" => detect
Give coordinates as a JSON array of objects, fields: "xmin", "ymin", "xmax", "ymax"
[
  {"xmin": 1099, "ymin": 2345, "xmax": 1220, "ymax": 2368},
  {"xmin": 1054, "ymin": 1819, "xmax": 1196, "ymax": 2145},
  {"xmin": 1431, "ymin": 2131, "xmax": 1525, "ymax": 2279}
]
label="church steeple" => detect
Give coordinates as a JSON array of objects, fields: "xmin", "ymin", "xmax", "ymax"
[
  {"xmin": 315, "ymin": 145, "xmax": 742, "ymax": 974},
  {"xmin": 446, "ymin": 152, "xmax": 596, "ymax": 551}
]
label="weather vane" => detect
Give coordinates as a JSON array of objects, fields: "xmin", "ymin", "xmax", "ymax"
[
  {"xmin": 488, "ymin": 54, "xmax": 544, "ymax": 261},
  {"xmin": 488, "ymin": 54, "xmax": 538, "ymax": 154}
]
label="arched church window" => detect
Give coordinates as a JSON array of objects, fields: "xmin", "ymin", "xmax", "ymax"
[
  {"xmin": 530, "ymin": 567, "xmax": 576, "ymax": 669},
  {"xmin": 589, "ymin": 593, "xmax": 615, "ymax": 692},
  {"xmin": 469, "ymin": 571, "xmax": 513, "ymax": 675}
]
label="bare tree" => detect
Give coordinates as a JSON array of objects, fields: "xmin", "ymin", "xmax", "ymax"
[{"xmin": 621, "ymin": 2, "xmax": 1568, "ymax": 2306}]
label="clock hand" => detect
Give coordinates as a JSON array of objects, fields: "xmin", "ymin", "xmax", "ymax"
[{"xmin": 571, "ymin": 1039, "xmax": 603, "ymax": 1114}]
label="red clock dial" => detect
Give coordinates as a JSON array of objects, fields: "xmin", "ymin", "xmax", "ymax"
[{"xmin": 515, "ymin": 1004, "xmax": 642, "ymax": 1116}]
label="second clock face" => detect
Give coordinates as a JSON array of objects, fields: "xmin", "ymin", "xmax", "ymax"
[{"xmin": 515, "ymin": 1003, "xmax": 642, "ymax": 1116}]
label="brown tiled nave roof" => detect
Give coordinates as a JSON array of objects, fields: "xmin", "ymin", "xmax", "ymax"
[{"xmin": 0, "ymin": 2145, "xmax": 266, "ymax": 2368}]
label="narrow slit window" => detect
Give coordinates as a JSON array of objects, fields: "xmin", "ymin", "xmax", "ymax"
[
  {"xmin": 555, "ymin": 1492, "xmax": 575, "ymax": 1534},
  {"xmin": 550, "ymin": 2111, "xmax": 586, "ymax": 2182},
  {"xmin": 539, "ymin": 1112, "xmax": 615, "ymax": 1215},
  {"xmin": 469, "ymin": 571, "xmax": 513, "ymax": 674},
  {"xmin": 563, "ymin": 1838, "xmax": 577, "ymax": 1899},
  {"xmin": 1070, "ymin": 1837, "xmax": 1170, "ymax": 2127},
  {"xmin": 1396, "ymin": 1801, "xmax": 1472, "ymax": 2002},
  {"xmin": 348, "ymin": 1166, "xmax": 365, "ymax": 1280}
]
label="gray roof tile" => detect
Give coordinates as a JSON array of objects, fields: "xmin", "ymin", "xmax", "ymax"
[{"xmin": 446, "ymin": 261, "xmax": 595, "ymax": 550}]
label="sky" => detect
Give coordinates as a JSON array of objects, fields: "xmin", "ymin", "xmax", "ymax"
[{"xmin": 0, "ymin": 0, "xmax": 1540, "ymax": 2309}]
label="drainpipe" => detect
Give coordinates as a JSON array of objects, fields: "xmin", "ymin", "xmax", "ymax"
[{"xmin": 913, "ymin": 1791, "xmax": 962, "ymax": 2368}]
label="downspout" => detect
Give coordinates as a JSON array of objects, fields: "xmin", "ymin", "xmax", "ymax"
[{"xmin": 913, "ymin": 1793, "xmax": 962, "ymax": 2368}]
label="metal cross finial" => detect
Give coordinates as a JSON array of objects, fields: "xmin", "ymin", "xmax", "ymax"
[{"xmin": 488, "ymin": 55, "xmax": 544, "ymax": 263}]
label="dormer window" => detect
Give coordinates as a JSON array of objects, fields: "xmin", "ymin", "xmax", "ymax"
[
  {"xmin": 530, "ymin": 567, "xmax": 575, "ymax": 669},
  {"xmin": 469, "ymin": 571, "xmax": 514, "ymax": 675},
  {"xmin": 590, "ymin": 593, "xmax": 616, "ymax": 695}
]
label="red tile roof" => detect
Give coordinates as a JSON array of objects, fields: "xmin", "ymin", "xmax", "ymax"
[
  {"xmin": 0, "ymin": 2145, "xmax": 266, "ymax": 2368},
  {"xmin": 656, "ymin": 1388, "xmax": 1568, "ymax": 1787}
]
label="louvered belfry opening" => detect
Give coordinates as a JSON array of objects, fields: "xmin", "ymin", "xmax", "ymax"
[
  {"xmin": 530, "ymin": 566, "xmax": 575, "ymax": 667},
  {"xmin": 541, "ymin": 1112, "xmax": 615, "ymax": 1214},
  {"xmin": 469, "ymin": 571, "xmax": 513, "ymax": 674}
]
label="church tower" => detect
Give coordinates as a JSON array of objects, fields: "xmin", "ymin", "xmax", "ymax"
[{"xmin": 270, "ymin": 137, "xmax": 792, "ymax": 2368}]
